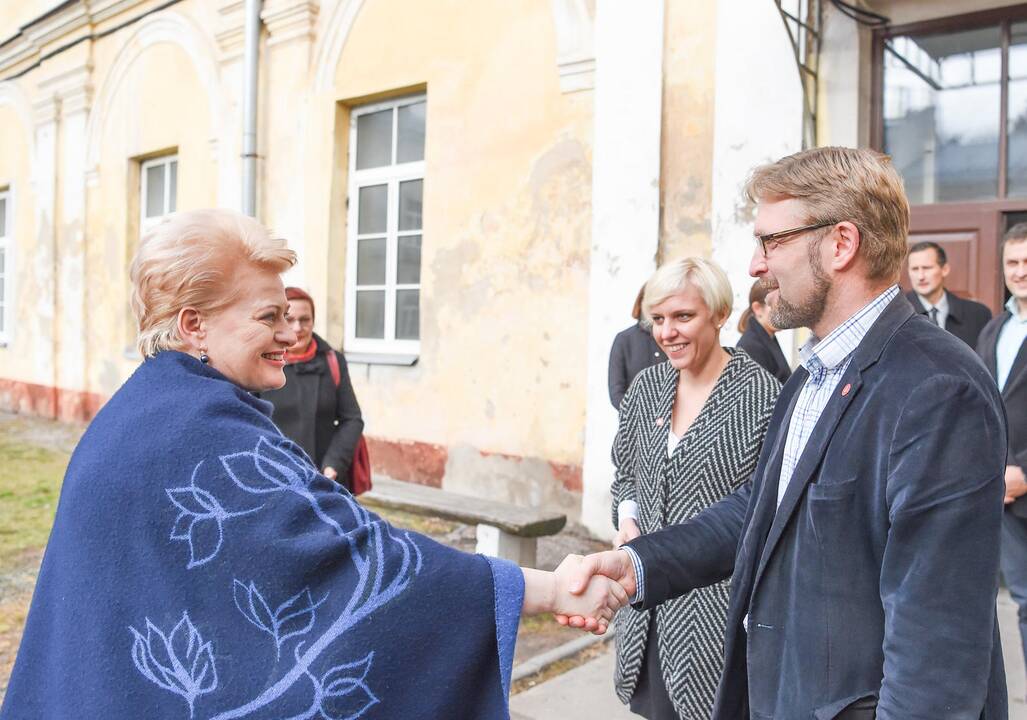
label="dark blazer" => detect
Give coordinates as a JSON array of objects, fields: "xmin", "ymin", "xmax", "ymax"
[
  {"xmin": 905, "ymin": 289, "xmax": 992, "ymax": 348},
  {"xmin": 736, "ymin": 320, "xmax": 791, "ymax": 383},
  {"xmin": 261, "ymin": 333, "xmax": 364, "ymax": 478},
  {"xmin": 608, "ymin": 323, "xmax": 665, "ymax": 408},
  {"xmin": 627, "ymin": 294, "xmax": 1008, "ymax": 719},
  {"xmin": 977, "ymin": 311, "xmax": 1027, "ymax": 518}
]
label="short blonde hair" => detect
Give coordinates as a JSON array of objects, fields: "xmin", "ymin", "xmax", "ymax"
[
  {"xmin": 130, "ymin": 208, "xmax": 297, "ymax": 357},
  {"xmin": 745, "ymin": 146, "xmax": 909, "ymax": 282},
  {"xmin": 642, "ymin": 257, "xmax": 733, "ymax": 325}
]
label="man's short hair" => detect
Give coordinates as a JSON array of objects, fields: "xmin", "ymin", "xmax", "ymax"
[
  {"xmin": 1003, "ymin": 223, "xmax": 1027, "ymax": 255},
  {"xmin": 745, "ymin": 147, "xmax": 910, "ymax": 282},
  {"xmin": 908, "ymin": 240, "xmax": 947, "ymax": 266}
]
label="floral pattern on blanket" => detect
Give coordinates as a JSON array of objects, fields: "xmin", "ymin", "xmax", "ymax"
[{"xmin": 130, "ymin": 435, "xmax": 422, "ymax": 719}]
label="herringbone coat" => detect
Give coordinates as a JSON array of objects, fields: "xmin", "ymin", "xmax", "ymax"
[{"xmin": 611, "ymin": 349, "xmax": 779, "ymax": 719}]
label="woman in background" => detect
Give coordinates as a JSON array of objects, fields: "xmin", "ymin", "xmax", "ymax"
[
  {"xmin": 262, "ymin": 287, "xmax": 363, "ymax": 490},
  {"xmin": 608, "ymin": 284, "xmax": 666, "ymax": 409},
  {"xmin": 736, "ymin": 279, "xmax": 791, "ymax": 383}
]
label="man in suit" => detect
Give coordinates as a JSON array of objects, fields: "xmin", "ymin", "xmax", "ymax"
[
  {"xmin": 560, "ymin": 147, "xmax": 1008, "ymax": 719},
  {"xmin": 977, "ymin": 221, "xmax": 1027, "ymax": 687},
  {"xmin": 905, "ymin": 240, "xmax": 992, "ymax": 347}
]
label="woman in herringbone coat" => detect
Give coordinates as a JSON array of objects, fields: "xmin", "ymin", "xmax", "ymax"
[{"xmin": 610, "ymin": 258, "xmax": 780, "ymax": 719}]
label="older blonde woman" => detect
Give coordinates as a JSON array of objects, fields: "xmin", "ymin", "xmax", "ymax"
[
  {"xmin": 610, "ymin": 258, "xmax": 780, "ymax": 719},
  {"xmin": 1, "ymin": 209, "xmax": 624, "ymax": 720}
]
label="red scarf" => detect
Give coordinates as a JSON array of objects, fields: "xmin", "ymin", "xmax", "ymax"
[{"xmin": 285, "ymin": 338, "xmax": 318, "ymax": 364}]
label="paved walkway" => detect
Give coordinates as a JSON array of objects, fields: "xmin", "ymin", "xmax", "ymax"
[{"xmin": 511, "ymin": 589, "xmax": 1027, "ymax": 720}]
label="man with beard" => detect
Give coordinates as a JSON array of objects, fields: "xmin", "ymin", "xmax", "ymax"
[{"xmin": 560, "ymin": 147, "xmax": 1009, "ymax": 719}]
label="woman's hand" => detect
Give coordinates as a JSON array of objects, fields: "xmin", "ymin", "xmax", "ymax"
[
  {"xmin": 613, "ymin": 518, "xmax": 641, "ymax": 548},
  {"xmin": 323, "ymin": 466, "xmax": 338, "ymax": 480},
  {"xmin": 521, "ymin": 557, "xmax": 628, "ymax": 635}
]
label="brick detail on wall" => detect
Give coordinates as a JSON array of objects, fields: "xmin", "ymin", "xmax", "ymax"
[
  {"xmin": 365, "ymin": 436, "xmax": 448, "ymax": 488},
  {"xmin": 0, "ymin": 379, "xmax": 105, "ymax": 423}
]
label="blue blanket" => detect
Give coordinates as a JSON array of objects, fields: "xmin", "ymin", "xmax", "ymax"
[{"xmin": 2, "ymin": 351, "xmax": 523, "ymax": 719}]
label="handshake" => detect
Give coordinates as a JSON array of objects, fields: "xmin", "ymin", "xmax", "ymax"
[{"xmin": 522, "ymin": 550, "xmax": 639, "ymax": 635}]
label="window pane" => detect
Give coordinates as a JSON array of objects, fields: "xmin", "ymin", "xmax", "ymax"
[
  {"xmin": 397, "ymin": 235, "xmax": 421, "ymax": 284},
  {"xmin": 1009, "ymin": 22, "xmax": 1027, "ymax": 197},
  {"xmin": 169, "ymin": 160, "xmax": 178, "ymax": 212},
  {"xmin": 356, "ymin": 237, "xmax": 387, "ymax": 285},
  {"xmin": 356, "ymin": 109, "xmax": 393, "ymax": 170},
  {"xmin": 358, "ymin": 184, "xmax": 387, "ymax": 234},
  {"xmin": 355, "ymin": 290, "xmax": 385, "ymax": 338},
  {"xmin": 398, "ymin": 179, "xmax": 422, "ymax": 231},
  {"xmin": 397, "ymin": 101, "xmax": 426, "ymax": 163},
  {"xmin": 0, "ymin": 197, "xmax": 6, "ymax": 235},
  {"xmin": 145, "ymin": 164, "xmax": 165, "ymax": 218},
  {"xmin": 883, "ymin": 27, "xmax": 1002, "ymax": 203},
  {"xmin": 396, "ymin": 289, "xmax": 419, "ymax": 340},
  {"xmin": 0, "ymin": 246, "xmax": 5, "ymax": 275}
]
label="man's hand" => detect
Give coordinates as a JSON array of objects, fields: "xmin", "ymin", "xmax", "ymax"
[
  {"xmin": 553, "ymin": 550, "xmax": 637, "ymax": 631},
  {"xmin": 323, "ymin": 466, "xmax": 338, "ymax": 481},
  {"xmin": 613, "ymin": 518, "xmax": 641, "ymax": 548},
  {"xmin": 1005, "ymin": 465, "xmax": 1027, "ymax": 504}
]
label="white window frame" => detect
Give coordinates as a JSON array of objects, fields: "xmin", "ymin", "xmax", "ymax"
[
  {"xmin": 140, "ymin": 154, "xmax": 178, "ymax": 233},
  {"xmin": 0, "ymin": 187, "xmax": 10, "ymax": 345},
  {"xmin": 344, "ymin": 94, "xmax": 426, "ymax": 358}
]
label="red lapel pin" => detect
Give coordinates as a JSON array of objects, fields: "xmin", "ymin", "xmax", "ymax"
[{"xmin": 841, "ymin": 383, "xmax": 851, "ymax": 396}]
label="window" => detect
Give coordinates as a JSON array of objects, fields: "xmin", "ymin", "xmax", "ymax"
[
  {"xmin": 345, "ymin": 95, "xmax": 425, "ymax": 356},
  {"xmin": 0, "ymin": 189, "xmax": 8, "ymax": 342},
  {"xmin": 140, "ymin": 155, "xmax": 178, "ymax": 231},
  {"xmin": 879, "ymin": 11, "xmax": 1027, "ymax": 203}
]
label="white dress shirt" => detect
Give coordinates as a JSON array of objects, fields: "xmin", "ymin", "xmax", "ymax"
[
  {"xmin": 997, "ymin": 295, "xmax": 1027, "ymax": 391},
  {"xmin": 914, "ymin": 290, "xmax": 950, "ymax": 331}
]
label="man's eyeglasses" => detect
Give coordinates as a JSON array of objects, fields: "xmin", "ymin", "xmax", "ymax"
[{"xmin": 755, "ymin": 221, "xmax": 838, "ymax": 256}]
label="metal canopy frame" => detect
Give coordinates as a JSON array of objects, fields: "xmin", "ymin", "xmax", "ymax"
[{"xmin": 775, "ymin": 0, "xmax": 824, "ymax": 148}]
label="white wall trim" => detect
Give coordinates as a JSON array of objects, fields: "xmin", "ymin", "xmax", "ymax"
[
  {"xmin": 311, "ymin": 0, "xmax": 366, "ymax": 92},
  {"xmin": 84, "ymin": 11, "xmax": 229, "ymax": 173},
  {"xmin": 579, "ymin": 0, "xmax": 665, "ymax": 539}
]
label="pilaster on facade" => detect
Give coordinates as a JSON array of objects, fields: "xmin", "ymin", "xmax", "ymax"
[
  {"xmin": 216, "ymin": 0, "xmax": 247, "ymax": 63},
  {"xmin": 38, "ymin": 64, "xmax": 94, "ymax": 119},
  {"xmin": 32, "ymin": 95, "xmax": 60, "ymax": 128},
  {"xmin": 580, "ymin": 0, "xmax": 664, "ymax": 539},
  {"xmin": 550, "ymin": 0, "xmax": 596, "ymax": 93},
  {"xmin": 262, "ymin": 0, "xmax": 319, "ymax": 48}
]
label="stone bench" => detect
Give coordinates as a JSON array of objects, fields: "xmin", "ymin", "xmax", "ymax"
[{"xmin": 359, "ymin": 477, "xmax": 567, "ymax": 567}]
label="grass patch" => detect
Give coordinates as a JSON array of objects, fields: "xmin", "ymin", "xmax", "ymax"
[{"xmin": 0, "ymin": 439, "xmax": 68, "ymax": 571}]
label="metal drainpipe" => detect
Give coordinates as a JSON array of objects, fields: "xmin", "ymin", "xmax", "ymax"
[{"xmin": 241, "ymin": 0, "xmax": 262, "ymax": 217}]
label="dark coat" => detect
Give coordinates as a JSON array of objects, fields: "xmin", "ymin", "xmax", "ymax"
[
  {"xmin": 627, "ymin": 294, "xmax": 1008, "ymax": 719},
  {"xmin": 905, "ymin": 289, "xmax": 992, "ymax": 348},
  {"xmin": 261, "ymin": 334, "xmax": 364, "ymax": 478},
  {"xmin": 977, "ymin": 311, "xmax": 1027, "ymax": 518},
  {"xmin": 736, "ymin": 320, "xmax": 791, "ymax": 384},
  {"xmin": 608, "ymin": 323, "xmax": 665, "ymax": 409}
]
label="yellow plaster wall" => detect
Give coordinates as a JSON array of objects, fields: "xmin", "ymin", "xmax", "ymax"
[
  {"xmin": 658, "ymin": 0, "xmax": 717, "ymax": 263},
  {"xmin": 311, "ymin": 0, "xmax": 594, "ymax": 465},
  {"xmin": 0, "ymin": 103, "xmax": 38, "ymax": 381},
  {"xmin": 85, "ymin": 40, "xmax": 216, "ymax": 395}
]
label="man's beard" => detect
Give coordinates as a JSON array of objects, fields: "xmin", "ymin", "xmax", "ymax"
[{"xmin": 767, "ymin": 247, "xmax": 831, "ymax": 330}]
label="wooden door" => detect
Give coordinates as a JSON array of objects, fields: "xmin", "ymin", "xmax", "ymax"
[{"xmin": 903, "ymin": 202, "xmax": 1005, "ymax": 313}]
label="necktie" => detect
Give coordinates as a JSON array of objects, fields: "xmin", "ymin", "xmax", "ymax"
[{"xmin": 929, "ymin": 307, "xmax": 939, "ymax": 326}]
